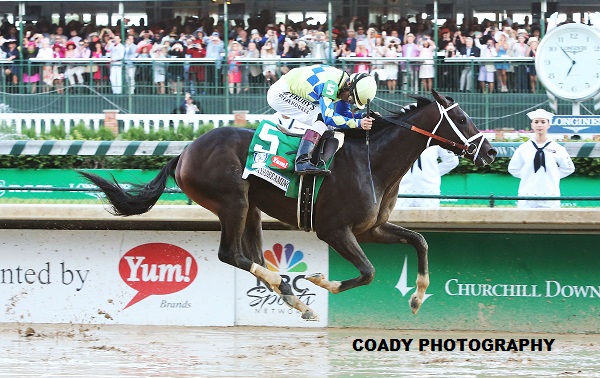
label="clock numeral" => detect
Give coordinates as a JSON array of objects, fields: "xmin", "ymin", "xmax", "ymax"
[
  {"xmin": 549, "ymin": 73, "xmax": 556, "ymax": 79},
  {"xmin": 544, "ymin": 59, "xmax": 551, "ymax": 65},
  {"xmin": 558, "ymin": 37, "xmax": 564, "ymax": 42},
  {"xmin": 549, "ymin": 46, "xmax": 557, "ymax": 52},
  {"xmin": 571, "ymin": 86, "xmax": 578, "ymax": 92},
  {"xmin": 585, "ymin": 83, "xmax": 591, "ymax": 88},
  {"xmin": 569, "ymin": 33, "xmax": 578, "ymax": 39},
  {"xmin": 595, "ymin": 73, "xmax": 600, "ymax": 78},
  {"xmin": 558, "ymin": 82, "xmax": 564, "ymax": 88},
  {"xmin": 595, "ymin": 46, "xmax": 600, "ymax": 52}
]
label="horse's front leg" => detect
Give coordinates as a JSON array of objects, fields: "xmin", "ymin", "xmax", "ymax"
[
  {"xmin": 305, "ymin": 228, "xmax": 375, "ymax": 294},
  {"xmin": 357, "ymin": 222, "xmax": 429, "ymax": 315}
]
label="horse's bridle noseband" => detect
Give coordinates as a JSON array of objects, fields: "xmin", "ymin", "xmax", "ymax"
[{"xmin": 407, "ymin": 102, "xmax": 485, "ymax": 160}]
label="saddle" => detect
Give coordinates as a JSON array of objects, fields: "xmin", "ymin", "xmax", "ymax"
[{"xmin": 278, "ymin": 126, "xmax": 343, "ymax": 232}]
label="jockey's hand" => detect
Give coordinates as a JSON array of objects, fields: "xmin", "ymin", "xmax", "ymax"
[{"xmin": 361, "ymin": 117, "xmax": 373, "ymax": 131}]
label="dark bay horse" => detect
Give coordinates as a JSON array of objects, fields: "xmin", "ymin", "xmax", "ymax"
[{"xmin": 80, "ymin": 90, "xmax": 496, "ymax": 320}]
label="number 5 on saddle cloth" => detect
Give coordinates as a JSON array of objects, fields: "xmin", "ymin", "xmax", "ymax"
[{"xmin": 241, "ymin": 119, "xmax": 344, "ymax": 231}]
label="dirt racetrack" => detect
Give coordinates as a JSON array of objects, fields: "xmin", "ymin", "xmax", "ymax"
[{"xmin": 1, "ymin": 323, "xmax": 599, "ymax": 377}]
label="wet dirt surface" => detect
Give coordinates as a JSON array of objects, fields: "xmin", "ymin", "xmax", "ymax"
[{"xmin": 1, "ymin": 323, "xmax": 599, "ymax": 377}]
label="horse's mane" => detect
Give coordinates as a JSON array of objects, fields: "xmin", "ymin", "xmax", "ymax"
[
  {"xmin": 340, "ymin": 94, "xmax": 457, "ymax": 140},
  {"xmin": 341, "ymin": 96, "xmax": 433, "ymax": 139}
]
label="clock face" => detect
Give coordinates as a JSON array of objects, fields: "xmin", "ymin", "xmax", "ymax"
[{"xmin": 535, "ymin": 23, "xmax": 600, "ymax": 101}]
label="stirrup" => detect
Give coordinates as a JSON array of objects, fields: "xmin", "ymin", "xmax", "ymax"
[{"xmin": 295, "ymin": 162, "xmax": 331, "ymax": 176}]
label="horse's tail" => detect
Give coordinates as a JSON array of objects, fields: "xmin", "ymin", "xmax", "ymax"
[{"xmin": 79, "ymin": 156, "xmax": 180, "ymax": 216}]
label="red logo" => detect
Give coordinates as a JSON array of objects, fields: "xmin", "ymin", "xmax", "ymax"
[
  {"xmin": 118, "ymin": 243, "xmax": 198, "ymax": 309},
  {"xmin": 270, "ymin": 155, "xmax": 289, "ymax": 170}
]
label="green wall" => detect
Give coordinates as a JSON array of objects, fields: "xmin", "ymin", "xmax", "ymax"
[{"xmin": 329, "ymin": 233, "xmax": 600, "ymax": 333}]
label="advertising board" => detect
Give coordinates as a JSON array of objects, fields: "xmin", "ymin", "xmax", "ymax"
[
  {"xmin": 0, "ymin": 230, "xmax": 234, "ymax": 326},
  {"xmin": 329, "ymin": 232, "xmax": 600, "ymax": 333}
]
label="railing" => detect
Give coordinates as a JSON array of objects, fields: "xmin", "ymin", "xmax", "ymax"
[
  {"xmin": 1, "ymin": 185, "xmax": 598, "ymax": 208},
  {"xmin": 0, "ymin": 57, "xmax": 598, "ymax": 129}
]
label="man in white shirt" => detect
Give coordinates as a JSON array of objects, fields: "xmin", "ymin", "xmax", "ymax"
[
  {"xmin": 396, "ymin": 146, "xmax": 459, "ymax": 208},
  {"xmin": 508, "ymin": 109, "xmax": 575, "ymax": 208},
  {"xmin": 105, "ymin": 35, "xmax": 125, "ymax": 94}
]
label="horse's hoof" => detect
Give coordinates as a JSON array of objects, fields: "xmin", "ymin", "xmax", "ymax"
[
  {"xmin": 409, "ymin": 294, "xmax": 422, "ymax": 315},
  {"xmin": 304, "ymin": 273, "xmax": 324, "ymax": 284},
  {"xmin": 301, "ymin": 309, "xmax": 319, "ymax": 321}
]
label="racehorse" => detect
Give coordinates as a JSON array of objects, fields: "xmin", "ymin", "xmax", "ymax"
[{"xmin": 80, "ymin": 90, "xmax": 496, "ymax": 321}]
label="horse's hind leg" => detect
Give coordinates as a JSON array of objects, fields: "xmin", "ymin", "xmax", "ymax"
[
  {"xmin": 221, "ymin": 202, "xmax": 318, "ymax": 321},
  {"xmin": 357, "ymin": 222, "xmax": 429, "ymax": 314}
]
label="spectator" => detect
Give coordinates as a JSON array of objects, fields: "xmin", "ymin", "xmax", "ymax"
[
  {"xmin": 477, "ymin": 36, "xmax": 497, "ymax": 93},
  {"xmin": 418, "ymin": 35, "xmax": 436, "ymax": 93},
  {"xmin": 249, "ymin": 29, "xmax": 262, "ymax": 49},
  {"xmin": 384, "ymin": 38, "xmax": 400, "ymax": 94},
  {"xmin": 494, "ymin": 31, "xmax": 511, "ymax": 92},
  {"xmin": 186, "ymin": 38, "xmax": 205, "ymax": 94},
  {"xmin": 105, "ymin": 34, "xmax": 124, "ymax": 94},
  {"xmin": 37, "ymin": 39, "xmax": 54, "ymax": 93},
  {"xmin": 526, "ymin": 36, "xmax": 539, "ymax": 93},
  {"xmin": 244, "ymin": 41, "xmax": 262, "ymax": 92},
  {"xmin": 260, "ymin": 40, "xmax": 278, "ymax": 86},
  {"xmin": 296, "ymin": 39, "xmax": 311, "ymax": 58},
  {"xmin": 90, "ymin": 41, "xmax": 107, "ymax": 89},
  {"xmin": 371, "ymin": 36, "xmax": 387, "ymax": 87},
  {"xmin": 2, "ymin": 39, "xmax": 20, "ymax": 90},
  {"xmin": 205, "ymin": 32, "xmax": 224, "ymax": 94},
  {"xmin": 63, "ymin": 41, "xmax": 84, "ymax": 88},
  {"xmin": 439, "ymin": 41, "xmax": 458, "ymax": 91},
  {"xmin": 152, "ymin": 44, "xmax": 168, "ymax": 94},
  {"xmin": 227, "ymin": 40, "xmax": 243, "ymax": 94},
  {"xmin": 396, "ymin": 146, "xmax": 459, "ymax": 208},
  {"xmin": 508, "ymin": 109, "xmax": 575, "ymax": 208},
  {"xmin": 345, "ymin": 29, "xmax": 357, "ymax": 53},
  {"xmin": 135, "ymin": 42, "xmax": 153, "ymax": 94},
  {"xmin": 167, "ymin": 40, "xmax": 185, "ymax": 94},
  {"xmin": 22, "ymin": 41, "xmax": 40, "ymax": 93},
  {"xmin": 458, "ymin": 36, "xmax": 480, "ymax": 92},
  {"xmin": 278, "ymin": 38, "xmax": 296, "ymax": 75},
  {"xmin": 51, "ymin": 42, "xmax": 65, "ymax": 94},
  {"xmin": 509, "ymin": 32, "xmax": 528, "ymax": 92},
  {"xmin": 402, "ymin": 33, "xmax": 420, "ymax": 92},
  {"xmin": 124, "ymin": 35, "xmax": 138, "ymax": 94},
  {"xmin": 354, "ymin": 41, "xmax": 370, "ymax": 74},
  {"xmin": 175, "ymin": 92, "xmax": 201, "ymax": 114}
]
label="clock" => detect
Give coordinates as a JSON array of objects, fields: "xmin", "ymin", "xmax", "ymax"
[{"xmin": 535, "ymin": 23, "xmax": 600, "ymax": 101}]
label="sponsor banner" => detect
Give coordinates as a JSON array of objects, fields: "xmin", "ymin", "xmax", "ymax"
[
  {"xmin": 329, "ymin": 233, "xmax": 600, "ymax": 333},
  {"xmin": 550, "ymin": 115, "xmax": 600, "ymax": 135},
  {"xmin": 0, "ymin": 230, "xmax": 234, "ymax": 326},
  {"xmin": 235, "ymin": 231, "xmax": 329, "ymax": 327}
]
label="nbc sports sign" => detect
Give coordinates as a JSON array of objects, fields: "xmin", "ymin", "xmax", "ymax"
[{"xmin": 235, "ymin": 231, "xmax": 329, "ymax": 327}]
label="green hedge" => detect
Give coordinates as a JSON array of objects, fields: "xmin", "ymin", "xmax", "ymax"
[{"xmin": 0, "ymin": 123, "xmax": 598, "ymax": 176}]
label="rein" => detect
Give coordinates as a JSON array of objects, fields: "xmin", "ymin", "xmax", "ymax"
[{"xmin": 391, "ymin": 101, "xmax": 484, "ymax": 159}]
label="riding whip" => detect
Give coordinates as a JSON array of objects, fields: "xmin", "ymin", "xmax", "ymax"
[{"xmin": 365, "ymin": 99, "xmax": 377, "ymax": 205}]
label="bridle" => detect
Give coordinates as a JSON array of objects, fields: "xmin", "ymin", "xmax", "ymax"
[{"xmin": 405, "ymin": 101, "xmax": 485, "ymax": 159}]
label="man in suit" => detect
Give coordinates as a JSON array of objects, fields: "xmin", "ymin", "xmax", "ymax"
[{"xmin": 458, "ymin": 36, "xmax": 480, "ymax": 91}]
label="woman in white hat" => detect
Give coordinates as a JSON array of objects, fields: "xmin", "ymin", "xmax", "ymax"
[{"xmin": 508, "ymin": 109, "xmax": 575, "ymax": 208}]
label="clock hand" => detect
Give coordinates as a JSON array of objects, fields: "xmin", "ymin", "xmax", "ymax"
[
  {"xmin": 566, "ymin": 59, "xmax": 576, "ymax": 77},
  {"xmin": 559, "ymin": 46, "xmax": 574, "ymax": 63}
]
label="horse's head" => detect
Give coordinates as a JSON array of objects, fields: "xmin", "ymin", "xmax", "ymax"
[{"xmin": 422, "ymin": 90, "xmax": 496, "ymax": 167}]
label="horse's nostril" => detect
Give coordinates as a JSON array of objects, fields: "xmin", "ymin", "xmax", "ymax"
[{"xmin": 488, "ymin": 148, "xmax": 498, "ymax": 158}]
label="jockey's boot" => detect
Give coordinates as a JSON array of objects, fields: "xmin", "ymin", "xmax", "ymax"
[{"xmin": 295, "ymin": 129, "xmax": 330, "ymax": 176}]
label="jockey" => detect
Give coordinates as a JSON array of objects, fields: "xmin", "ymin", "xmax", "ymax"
[{"xmin": 267, "ymin": 64, "xmax": 377, "ymax": 176}]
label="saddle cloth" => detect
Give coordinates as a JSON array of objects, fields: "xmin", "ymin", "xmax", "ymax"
[{"xmin": 242, "ymin": 119, "xmax": 341, "ymax": 199}]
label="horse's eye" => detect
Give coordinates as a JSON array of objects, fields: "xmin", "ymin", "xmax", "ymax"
[{"xmin": 460, "ymin": 117, "xmax": 466, "ymax": 124}]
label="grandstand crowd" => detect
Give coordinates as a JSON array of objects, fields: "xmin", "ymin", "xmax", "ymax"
[{"xmin": 0, "ymin": 11, "xmax": 570, "ymax": 95}]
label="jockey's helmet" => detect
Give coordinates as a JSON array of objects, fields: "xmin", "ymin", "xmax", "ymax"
[{"xmin": 348, "ymin": 73, "xmax": 377, "ymax": 109}]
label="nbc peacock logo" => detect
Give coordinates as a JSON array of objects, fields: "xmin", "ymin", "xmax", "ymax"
[{"xmin": 264, "ymin": 243, "xmax": 308, "ymax": 273}]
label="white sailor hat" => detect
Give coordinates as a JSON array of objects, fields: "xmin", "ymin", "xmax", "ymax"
[{"xmin": 526, "ymin": 109, "xmax": 554, "ymax": 121}]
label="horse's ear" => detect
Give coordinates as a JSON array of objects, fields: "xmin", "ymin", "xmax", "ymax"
[
  {"xmin": 409, "ymin": 95, "xmax": 431, "ymax": 107},
  {"xmin": 432, "ymin": 89, "xmax": 451, "ymax": 107}
]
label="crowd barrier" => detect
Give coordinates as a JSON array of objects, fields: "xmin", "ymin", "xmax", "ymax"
[{"xmin": 1, "ymin": 204, "xmax": 599, "ymax": 333}]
